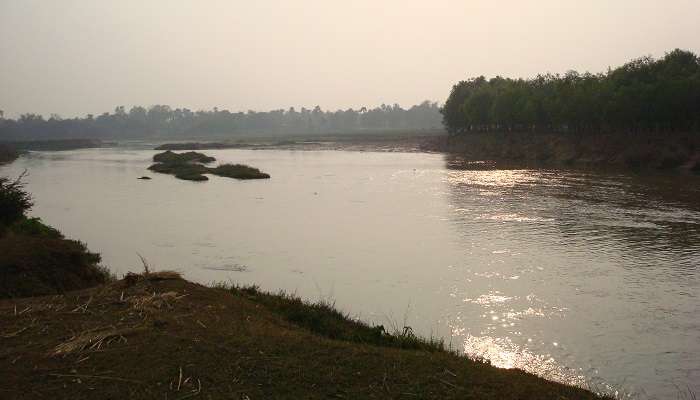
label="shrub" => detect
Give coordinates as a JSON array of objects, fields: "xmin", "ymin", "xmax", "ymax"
[
  {"xmin": 0, "ymin": 144, "xmax": 19, "ymax": 164},
  {"xmin": 0, "ymin": 234, "xmax": 109, "ymax": 298},
  {"xmin": 0, "ymin": 173, "xmax": 33, "ymax": 226},
  {"xmin": 0, "ymin": 173, "xmax": 111, "ymax": 298},
  {"xmin": 9, "ymin": 217, "xmax": 63, "ymax": 238}
]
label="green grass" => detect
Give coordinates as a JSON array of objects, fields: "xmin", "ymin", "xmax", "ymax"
[
  {"xmin": 222, "ymin": 283, "xmax": 446, "ymax": 352},
  {"xmin": 7, "ymin": 217, "xmax": 63, "ymax": 238}
]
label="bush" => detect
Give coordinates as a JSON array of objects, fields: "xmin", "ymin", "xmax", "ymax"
[
  {"xmin": 0, "ymin": 173, "xmax": 33, "ymax": 226},
  {"xmin": 9, "ymin": 217, "xmax": 63, "ymax": 238},
  {"xmin": 0, "ymin": 173, "xmax": 112, "ymax": 298},
  {"xmin": 0, "ymin": 144, "xmax": 19, "ymax": 164},
  {"xmin": 0, "ymin": 234, "xmax": 109, "ymax": 298}
]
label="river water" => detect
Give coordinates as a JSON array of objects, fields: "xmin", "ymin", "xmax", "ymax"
[{"xmin": 2, "ymin": 147, "xmax": 698, "ymax": 399}]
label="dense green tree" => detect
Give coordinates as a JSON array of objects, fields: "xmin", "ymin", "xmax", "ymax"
[
  {"xmin": 441, "ymin": 49, "xmax": 700, "ymax": 135},
  {"xmin": 0, "ymin": 173, "xmax": 33, "ymax": 226}
]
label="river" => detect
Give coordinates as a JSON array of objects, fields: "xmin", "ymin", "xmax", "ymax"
[{"xmin": 2, "ymin": 146, "xmax": 698, "ymax": 399}]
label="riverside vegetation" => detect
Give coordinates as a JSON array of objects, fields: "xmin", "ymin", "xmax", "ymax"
[
  {"xmin": 440, "ymin": 49, "xmax": 700, "ymax": 169},
  {"xmin": 0, "ymin": 144, "xmax": 19, "ymax": 164},
  {"xmin": 0, "ymin": 175, "xmax": 609, "ymax": 399},
  {"xmin": 0, "ymin": 174, "xmax": 109, "ymax": 299},
  {"xmin": 147, "ymin": 150, "xmax": 270, "ymax": 181}
]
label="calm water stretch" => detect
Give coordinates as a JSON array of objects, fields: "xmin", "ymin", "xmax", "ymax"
[{"xmin": 3, "ymin": 147, "xmax": 699, "ymax": 399}]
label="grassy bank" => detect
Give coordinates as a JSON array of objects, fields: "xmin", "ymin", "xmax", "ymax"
[
  {"xmin": 0, "ymin": 218, "xmax": 109, "ymax": 299},
  {"xmin": 439, "ymin": 131, "xmax": 700, "ymax": 170},
  {"xmin": 0, "ymin": 144, "xmax": 19, "ymax": 164},
  {"xmin": 0, "ymin": 174, "xmax": 110, "ymax": 299},
  {"xmin": 0, "ymin": 272, "xmax": 607, "ymax": 399}
]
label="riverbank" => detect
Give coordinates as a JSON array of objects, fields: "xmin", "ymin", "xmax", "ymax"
[
  {"xmin": 0, "ymin": 271, "xmax": 607, "ymax": 399},
  {"xmin": 0, "ymin": 218, "xmax": 110, "ymax": 299},
  {"xmin": 0, "ymin": 144, "xmax": 19, "ymax": 164},
  {"xmin": 437, "ymin": 132, "xmax": 700, "ymax": 171}
]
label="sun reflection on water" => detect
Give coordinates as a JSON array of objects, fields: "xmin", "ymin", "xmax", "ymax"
[
  {"xmin": 446, "ymin": 169, "xmax": 545, "ymax": 188},
  {"xmin": 452, "ymin": 286, "xmax": 581, "ymax": 389},
  {"xmin": 457, "ymin": 334, "xmax": 587, "ymax": 387}
]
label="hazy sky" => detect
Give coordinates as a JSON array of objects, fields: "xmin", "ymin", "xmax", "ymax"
[{"xmin": 1, "ymin": 0, "xmax": 699, "ymax": 118}]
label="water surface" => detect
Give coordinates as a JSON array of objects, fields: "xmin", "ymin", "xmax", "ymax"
[{"xmin": 2, "ymin": 148, "xmax": 699, "ymax": 399}]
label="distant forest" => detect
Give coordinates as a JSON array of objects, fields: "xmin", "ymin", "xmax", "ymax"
[
  {"xmin": 0, "ymin": 101, "xmax": 442, "ymax": 140},
  {"xmin": 4, "ymin": 49, "xmax": 698, "ymax": 142},
  {"xmin": 442, "ymin": 49, "xmax": 700, "ymax": 135}
]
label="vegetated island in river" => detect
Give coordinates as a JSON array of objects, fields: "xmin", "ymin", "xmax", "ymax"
[
  {"xmin": 0, "ymin": 177, "xmax": 608, "ymax": 399},
  {"xmin": 147, "ymin": 150, "xmax": 270, "ymax": 181},
  {"xmin": 439, "ymin": 49, "xmax": 700, "ymax": 171}
]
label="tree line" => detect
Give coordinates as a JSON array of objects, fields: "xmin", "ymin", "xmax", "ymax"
[
  {"xmin": 441, "ymin": 49, "xmax": 700, "ymax": 135},
  {"xmin": 0, "ymin": 101, "xmax": 442, "ymax": 140}
]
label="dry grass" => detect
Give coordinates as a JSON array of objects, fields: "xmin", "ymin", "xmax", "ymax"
[
  {"xmin": 50, "ymin": 271, "xmax": 187, "ymax": 358},
  {"xmin": 52, "ymin": 326, "xmax": 138, "ymax": 357},
  {"xmin": 129, "ymin": 291, "xmax": 186, "ymax": 312}
]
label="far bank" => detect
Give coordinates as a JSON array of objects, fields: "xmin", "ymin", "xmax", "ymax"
[{"xmin": 425, "ymin": 131, "xmax": 700, "ymax": 171}]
